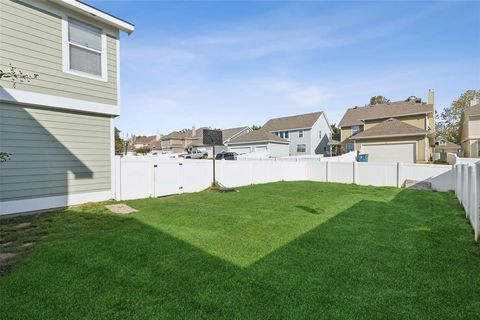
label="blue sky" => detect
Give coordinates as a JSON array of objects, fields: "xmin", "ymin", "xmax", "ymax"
[{"xmin": 90, "ymin": 0, "xmax": 480, "ymax": 137}]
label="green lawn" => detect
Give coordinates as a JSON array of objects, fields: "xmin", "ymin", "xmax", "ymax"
[{"xmin": 1, "ymin": 181, "xmax": 479, "ymax": 319}]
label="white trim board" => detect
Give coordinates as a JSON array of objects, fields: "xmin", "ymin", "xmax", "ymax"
[
  {"xmin": 0, "ymin": 190, "xmax": 112, "ymax": 216},
  {"xmin": 0, "ymin": 87, "xmax": 120, "ymax": 116}
]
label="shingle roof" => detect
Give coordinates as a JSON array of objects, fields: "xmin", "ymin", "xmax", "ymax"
[
  {"xmin": 161, "ymin": 127, "xmax": 207, "ymax": 141},
  {"xmin": 350, "ymin": 118, "xmax": 428, "ymax": 140},
  {"xmin": 464, "ymin": 103, "xmax": 480, "ymax": 117},
  {"xmin": 262, "ymin": 112, "xmax": 323, "ymax": 131},
  {"xmin": 134, "ymin": 136, "xmax": 155, "ymax": 144},
  {"xmin": 222, "ymin": 126, "xmax": 250, "ymax": 142},
  {"xmin": 227, "ymin": 130, "xmax": 289, "ymax": 144},
  {"xmin": 339, "ymin": 100, "xmax": 433, "ymax": 127}
]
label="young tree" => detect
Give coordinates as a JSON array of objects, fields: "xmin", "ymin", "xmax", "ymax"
[
  {"xmin": 369, "ymin": 96, "xmax": 390, "ymax": 105},
  {"xmin": 0, "ymin": 152, "xmax": 11, "ymax": 163},
  {"xmin": 135, "ymin": 146, "xmax": 152, "ymax": 155},
  {"xmin": 436, "ymin": 89, "xmax": 480, "ymax": 144},
  {"xmin": 252, "ymin": 124, "xmax": 262, "ymax": 131},
  {"xmin": 0, "ymin": 65, "xmax": 39, "ymax": 162},
  {"xmin": 114, "ymin": 127, "xmax": 125, "ymax": 154},
  {"xmin": 0, "ymin": 64, "xmax": 38, "ymax": 89},
  {"xmin": 330, "ymin": 123, "xmax": 340, "ymax": 134}
]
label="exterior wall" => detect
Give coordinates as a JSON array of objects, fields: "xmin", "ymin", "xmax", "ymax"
[
  {"xmin": 355, "ymin": 135, "xmax": 427, "ymax": 162},
  {"xmin": 364, "ymin": 114, "xmax": 427, "ymax": 130},
  {"xmin": 0, "ymin": 103, "xmax": 111, "ymax": 203},
  {"xmin": 0, "ymin": 0, "xmax": 118, "ymax": 106},
  {"xmin": 268, "ymin": 143, "xmax": 290, "ymax": 157},
  {"xmin": 228, "ymin": 142, "xmax": 289, "ymax": 157},
  {"xmin": 285, "ymin": 129, "xmax": 311, "ymax": 156},
  {"xmin": 462, "ymin": 139, "xmax": 479, "ymax": 158},
  {"xmin": 310, "ymin": 113, "xmax": 331, "ymax": 155}
]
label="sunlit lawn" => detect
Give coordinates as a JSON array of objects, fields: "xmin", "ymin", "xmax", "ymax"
[{"xmin": 1, "ymin": 181, "xmax": 479, "ymax": 319}]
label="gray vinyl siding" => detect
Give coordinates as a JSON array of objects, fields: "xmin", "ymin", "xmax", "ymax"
[
  {"xmin": 0, "ymin": 103, "xmax": 111, "ymax": 201},
  {"xmin": 0, "ymin": 0, "xmax": 118, "ymax": 105}
]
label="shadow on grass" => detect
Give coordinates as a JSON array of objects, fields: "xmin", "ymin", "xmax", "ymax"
[
  {"xmin": 295, "ymin": 205, "xmax": 323, "ymax": 215},
  {"xmin": 0, "ymin": 189, "xmax": 479, "ymax": 319}
]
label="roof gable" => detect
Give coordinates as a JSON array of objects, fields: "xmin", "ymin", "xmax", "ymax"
[
  {"xmin": 262, "ymin": 112, "xmax": 323, "ymax": 132},
  {"xmin": 339, "ymin": 100, "xmax": 433, "ymax": 127},
  {"xmin": 350, "ymin": 118, "xmax": 428, "ymax": 140},
  {"xmin": 227, "ymin": 130, "xmax": 289, "ymax": 144}
]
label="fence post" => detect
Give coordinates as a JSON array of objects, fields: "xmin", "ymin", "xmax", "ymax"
[
  {"xmin": 476, "ymin": 162, "xmax": 480, "ymax": 242},
  {"xmin": 326, "ymin": 161, "xmax": 329, "ymax": 182},
  {"xmin": 396, "ymin": 162, "xmax": 401, "ymax": 188},
  {"xmin": 353, "ymin": 161, "xmax": 357, "ymax": 184}
]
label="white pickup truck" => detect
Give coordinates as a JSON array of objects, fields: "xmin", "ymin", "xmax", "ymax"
[{"xmin": 181, "ymin": 149, "xmax": 208, "ymax": 159}]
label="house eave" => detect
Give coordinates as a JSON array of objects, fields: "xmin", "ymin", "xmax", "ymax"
[
  {"xmin": 53, "ymin": 0, "xmax": 135, "ymax": 34},
  {"xmin": 350, "ymin": 133, "xmax": 428, "ymax": 140}
]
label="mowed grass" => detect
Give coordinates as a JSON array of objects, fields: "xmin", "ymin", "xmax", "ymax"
[{"xmin": 1, "ymin": 181, "xmax": 479, "ymax": 319}]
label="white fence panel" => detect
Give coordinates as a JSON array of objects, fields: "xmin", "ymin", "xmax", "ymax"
[
  {"xmin": 305, "ymin": 162, "xmax": 327, "ymax": 182},
  {"xmin": 357, "ymin": 162, "xmax": 397, "ymax": 187},
  {"xmin": 217, "ymin": 161, "xmax": 253, "ymax": 187},
  {"xmin": 118, "ymin": 156, "xmax": 153, "ymax": 200},
  {"xmin": 399, "ymin": 163, "xmax": 454, "ymax": 192},
  {"xmin": 329, "ymin": 162, "xmax": 354, "ymax": 184},
  {"xmin": 153, "ymin": 160, "xmax": 182, "ymax": 197},
  {"xmin": 282, "ymin": 161, "xmax": 308, "ymax": 181},
  {"xmin": 180, "ymin": 160, "xmax": 211, "ymax": 193}
]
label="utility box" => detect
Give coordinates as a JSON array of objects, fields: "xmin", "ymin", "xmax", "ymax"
[{"xmin": 358, "ymin": 154, "xmax": 368, "ymax": 162}]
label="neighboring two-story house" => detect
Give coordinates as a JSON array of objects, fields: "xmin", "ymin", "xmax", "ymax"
[
  {"xmin": 0, "ymin": 0, "xmax": 134, "ymax": 215},
  {"xmin": 460, "ymin": 103, "xmax": 480, "ymax": 158},
  {"xmin": 262, "ymin": 111, "xmax": 332, "ymax": 156},
  {"xmin": 160, "ymin": 127, "xmax": 207, "ymax": 154},
  {"xmin": 338, "ymin": 90, "xmax": 435, "ymax": 163}
]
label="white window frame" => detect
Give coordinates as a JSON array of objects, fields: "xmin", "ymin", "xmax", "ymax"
[
  {"xmin": 297, "ymin": 144, "xmax": 306, "ymax": 153},
  {"xmin": 62, "ymin": 16, "xmax": 108, "ymax": 82}
]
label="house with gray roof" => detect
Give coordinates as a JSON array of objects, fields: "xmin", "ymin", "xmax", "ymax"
[
  {"xmin": 226, "ymin": 130, "xmax": 290, "ymax": 157},
  {"xmin": 338, "ymin": 90, "xmax": 436, "ymax": 163},
  {"xmin": 259, "ymin": 111, "xmax": 332, "ymax": 156}
]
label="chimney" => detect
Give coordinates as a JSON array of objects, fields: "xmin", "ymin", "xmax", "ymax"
[
  {"xmin": 192, "ymin": 126, "xmax": 196, "ymax": 137},
  {"xmin": 428, "ymin": 89, "xmax": 435, "ymax": 105}
]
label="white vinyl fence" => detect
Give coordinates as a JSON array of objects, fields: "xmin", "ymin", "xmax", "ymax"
[
  {"xmin": 455, "ymin": 162, "xmax": 480, "ymax": 241},
  {"xmin": 114, "ymin": 156, "xmax": 479, "ymax": 240}
]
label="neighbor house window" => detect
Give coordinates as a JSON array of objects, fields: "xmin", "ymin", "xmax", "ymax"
[
  {"xmin": 319, "ymin": 130, "xmax": 322, "ymax": 138},
  {"xmin": 299, "ymin": 130, "xmax": 304, "ymax": 138},
  {"xmin": 346, "ymin": 142, "xmax": 355, "ymax": 152},
  {"xmin": 64, "ymin": 17, "xmax": 106, "ymax": 80},
  {"xmin": 351, "ymin": 125, "xmax": 360, "ymax": 135},
  {"xmin": 478, "ymin": 141, "xmax": 480, "ymax": 157},
  {"xmin": 279, "ymin": 132, "xmax": 284, "ymax": 138},
  {"xmin": 297, "ymin": 144, "xmax": 306, "ymax": 152},
  {"xmin": 284, "ymin": 131, "xmax": 289, "ymax": 138}
]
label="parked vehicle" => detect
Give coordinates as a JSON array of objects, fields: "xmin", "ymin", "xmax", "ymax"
[
  {"xmin": 181, "ymin": 149, "xmax": 208, "ymax": 159},
  {"xmin": 215, "ymin": 152, "xmax": 238, "ymax": 160}
]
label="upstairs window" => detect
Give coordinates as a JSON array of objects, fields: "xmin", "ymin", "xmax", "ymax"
[
  {"xmin": 299, "ymin": 130, "xmax": 304, "ymax": 138},
  {"xmin": 279, "ymin": 132, "xmax": 284, "ymax": 138},
  {"xmin": 284, "ymin": 131, "xmax": 289, "ymax": 139},
  {"xmin": 297, "ymin": 144, "xmax": 306, "ymax": 152},
  {"xmin": 64, "ymin": 17, "xmax": 107, "ymax": 80},
  {"xmin": 351, "ymin": 125, "xmax": 360, "ymax": 135}
]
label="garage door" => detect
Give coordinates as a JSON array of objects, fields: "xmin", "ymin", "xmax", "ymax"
[
  {"xmin": 230, "ymin": 147, "xmax": 251, "ymax": 154},
  {"xmin": 254, "ymin": 146, "xmax": 268, "ymax": 152},
  {"xmin": 362, "ymin": 143, "xmax": 415, "ymax": 163}
]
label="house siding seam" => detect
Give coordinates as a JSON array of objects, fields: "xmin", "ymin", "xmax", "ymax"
[
  {"xmin": 0, "ymin": 103, "xmax": 111, "ymax": 202},
  {"xmin": 0, "ymin": 0, "xmax": 118, "ymax": 106}
]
